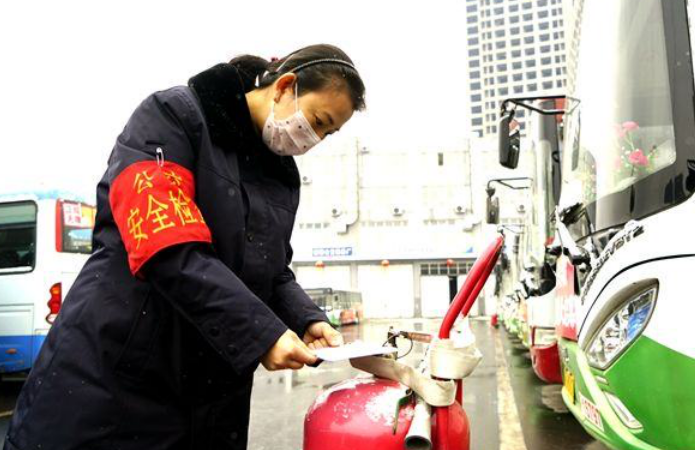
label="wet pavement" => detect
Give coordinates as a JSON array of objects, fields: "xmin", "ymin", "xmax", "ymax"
[{"xmin": 0, "ymin": 319, "xmax": 610, "ymax": 450}]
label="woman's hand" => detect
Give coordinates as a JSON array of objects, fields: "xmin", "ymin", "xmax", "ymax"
[
  {"xmin": 261, "ymin": 330, "xmax": 317, "ymax": 371},
  {"xmin": 303, "ymin": 321, "xmax": 344, "ymax": 350}
]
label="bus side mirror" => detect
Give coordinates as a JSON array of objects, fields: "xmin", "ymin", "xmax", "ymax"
[
  {"xmin": 486, "ymin": 187, "xmax": 500, "ymax": 224},
  {"xmin": 499, "ymin": 113, "xmax": 521, "ymax": 169}
]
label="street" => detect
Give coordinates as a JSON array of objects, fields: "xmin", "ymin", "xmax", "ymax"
[{"xmin": 0, "ymin": 319, "xmax": 609, "ymax": 450}]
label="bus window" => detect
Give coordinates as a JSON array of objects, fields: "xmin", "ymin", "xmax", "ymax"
[
  {"xmin": 58, "ymin": 201, "xmax": 95, "ymax": 254},
  {"xmin": 0, "ymin": 202, "xmax": 37, "ymax": 272}
]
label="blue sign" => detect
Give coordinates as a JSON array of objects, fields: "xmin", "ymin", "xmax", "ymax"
[{"xmin": 312, "ymin": 247, "xmax": 353, "ymax": 258}]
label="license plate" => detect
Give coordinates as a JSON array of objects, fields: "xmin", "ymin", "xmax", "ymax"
[
  {"xmin": 580, "ymin": 393, "xmax": 604, "ymax": 432},
  {"xmin": 563, "ymin": 369, "xmax": 575, "ymax": 405}
]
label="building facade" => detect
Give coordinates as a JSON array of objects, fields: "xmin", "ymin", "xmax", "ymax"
[
  {"xmin": 466, "ymin": 0, "xmax": 567, "ymax": 136},
  {"xmin": 290, "ymin": 137, "xmax": 534, "ymax": 319}
]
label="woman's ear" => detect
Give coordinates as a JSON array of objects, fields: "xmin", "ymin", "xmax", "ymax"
[{"xmin": 273, "ymin": 73, "xmax": 298, "ymax": 103}]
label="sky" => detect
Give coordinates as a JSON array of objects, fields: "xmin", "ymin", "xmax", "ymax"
[{"xmin": 0, "ymin": 0, "xmax": 473, "ymax": 200}]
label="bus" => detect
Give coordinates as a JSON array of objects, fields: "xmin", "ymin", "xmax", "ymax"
[
  {"xmin": 0, "ymin": 191, "xmax": 95, "ymax": 374},
  {"xmin": 306, "ymin": 288, "xmax": 364, "ymax": 327},
  {"xmin": 498, "ymin": 1, "xmax": 695, "ymax": 448}
]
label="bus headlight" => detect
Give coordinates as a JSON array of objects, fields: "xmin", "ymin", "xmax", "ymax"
[
  {"xmin": 532, "ymin": 327, "xmax": 557, "ymax": 347},
  {"xmin": 586, "ymin": 286, "xmax": 657, "ymax": 370}
]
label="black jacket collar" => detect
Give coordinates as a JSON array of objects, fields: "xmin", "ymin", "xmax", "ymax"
[{"xmin": 188, "ymin": 63, "xmax": 300, "ymax": 189}]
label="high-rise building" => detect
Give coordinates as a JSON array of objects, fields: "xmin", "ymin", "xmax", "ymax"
[{"xmin": 466, "ymin": 0, "xmax": 568, "ymax": 136}]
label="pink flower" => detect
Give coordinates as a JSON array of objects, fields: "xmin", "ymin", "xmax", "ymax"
[
  {"xmin": 628, "ymin": 149, "xmax": 649, "ymax": 167},
  {"xmin": 622, "ymin": 121, "xmax": 639, "ymax": 132},
  {"xmin": 614, "ymin": 124, "xmax": 627, "ymax": 139}
]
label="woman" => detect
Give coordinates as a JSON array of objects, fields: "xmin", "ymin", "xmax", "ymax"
[{"xmin": 4, "ymin": 44, "xmax": 366, "ymax": 450}]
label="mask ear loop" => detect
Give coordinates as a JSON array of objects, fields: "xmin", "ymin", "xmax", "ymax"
[{"xmin": 293, "ymin": 81, "xmax": 299, "ymax": 113}]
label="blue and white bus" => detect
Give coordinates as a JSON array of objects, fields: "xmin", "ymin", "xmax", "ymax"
[{"xmin": 0, "ymin": 191, "xmax": 94, "ymax": 374}]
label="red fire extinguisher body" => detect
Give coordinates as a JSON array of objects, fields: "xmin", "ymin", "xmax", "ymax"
[{"xmin": 303, "ymin": 377, "xmax": 470, "ymax": 450}]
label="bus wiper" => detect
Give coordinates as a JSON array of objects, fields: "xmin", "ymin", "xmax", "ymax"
[
  {"xmin": 554, "ymin": 207, "xmax": 592, "ymax": 267},
  {"xmin": 558, "ymin": 201, "xmax": 584, "ymax": 225}
]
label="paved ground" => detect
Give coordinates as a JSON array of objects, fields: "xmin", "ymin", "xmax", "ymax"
[{"xmin": 0, "ymin": 319, "xmax": 609, "ymax": 450}]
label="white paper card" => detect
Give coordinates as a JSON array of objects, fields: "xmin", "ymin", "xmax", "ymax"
[{"xmin": 313, "ymin": 340, "xmax": 398, "ymax": 362}]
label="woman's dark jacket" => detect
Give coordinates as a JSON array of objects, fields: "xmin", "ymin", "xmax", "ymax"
[{"xmin": 3, "ymin": 63, "xmax": 328, "ymax": 450}]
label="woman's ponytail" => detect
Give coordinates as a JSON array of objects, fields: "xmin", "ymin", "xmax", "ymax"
[{"xmin": 229, "ymin": 55, "xmax": 271, "ymax": 92}]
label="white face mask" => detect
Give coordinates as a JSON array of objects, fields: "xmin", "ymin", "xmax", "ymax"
[{"xmin": 262, "ymin": 84, "xmax": 321, "ymax": 156}]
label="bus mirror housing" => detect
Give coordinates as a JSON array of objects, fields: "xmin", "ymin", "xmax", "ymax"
[
  {"xmin": 486, "ymin": 187, "xmax": 500, "ymax": 224},
  {"xmin": 499, "ymin": 113, "xmax": 521, "ymax": 169}
]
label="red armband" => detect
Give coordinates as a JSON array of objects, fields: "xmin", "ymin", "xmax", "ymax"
[{"xmin": 109, "ymin": 161, "xmax": 212, "ymax": 275}]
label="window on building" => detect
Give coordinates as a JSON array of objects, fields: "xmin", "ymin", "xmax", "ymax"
[
  {"xmin": 513, "ymin": 73, "xmax": 523, "ymax": 81},
  {"xmin": 523, "ymin": 13, "xmax": 533, "ymax": 21},
  {"xmin": 469, "ymin": 48, "xmax": 480, "ymax": 57},
  {"xmin": 495, "ymin": 29, "xmax": 505, "ymax": 38},
  {"xmin": 510, "ymin": 15, "xmax": 520, "ymax": 24},
  {"xmin": 471, "ymin": 106, "xmax": 482, "ymax": 114},
  {"xmin": 495, "ymin": 18, "xmax": 505, "ymax": 26},
  {"xmin": 542, "ymin": 81, "xmax": 554, "ymax": 90},
  {"xmin": 472, "ymin": 117, "xmax": 483, "ymax": 126},
  {"xmin": 516, "ymin": 109, "xmax": 526, "ymax": 118},
  {"xmin": 496, "ymin": 63, "xmax": 508, "ymax": 71},
  {"xmin": 511, "ymin": 38, "xmax": 521, "ymax": 47},
  {"xmin": 541, "ymin": 56, "xmax": 552, "ymax": 65},
  {"xmin": 497, "ymin": 75, "xmax": 508, "ymax": 83},
  {"xmin": 466, "ymin": 4, "xmax": 477, "ymax": 12},
  {"xmin": 525, "ymin": 59, "xmax": 536, "ymax": 68},
  {"xmin": 540, "ymin": 33, "xmax": 550, "ymax": 42},
  {"xmin": 494, "ymin": 7, "xmax": 504, "ymax": 14},
  {"xmin": 522, "ymin": 2, "xmax": 532, "ymax": 9},
  {"xmin": 496, "ymin": 40, "xmax": 506, "ymax": 49},
  {"xmin": 496, "ymin": 52, "xmax": 506, "ymax": 60},
  {"xmin": 468, "ymin": 38, "xmax": 479, "ymax": 46},
  {"xmin": 538, "ymin": 10, "xmax": 549, "ymax": 18},
  {"xmin": 511, "ymin": 26, "xmax": 520, "ymax": 35},
  {"xmin": 523, "ymin": 24, "xmax": 534, "ymax": 33},
  {"xmin": 471, "ymin": 82, "xmax": 481, "ymax": 90},
  {"xmin": 526, "ymin": 71, "xmax": 537, "ymax": 79},
  {"xmin": 541, "ymin": 45, "xmax": 551, "ymax": 53},
  {"xmin": 509, "ymin": 4, "xmax": 519, "ymax": 12},
  {"xmin": 541, "ymin": 68, "xmax": 552, "ymax": 77},
  {"xmin": 524, "ymin": 36, "xmax": 534, "ymax": 44},
  {"xmin": 537, "ymin": 0, "xmax": 548, "ymax": 6},
  {"xmin": 470, "ymin": 70, "xmax": 481, "ymax": 79},
  {"xmin": 527, "ymin": 83, "xmax": 538, "ymax": 92},
  {"xmin": 539, "ymin": 21, "xmax": 549, "ymax": 30},
  {"xmin": 467, "ymin": 15, "xmax": 478, "ymax": 24},
  {"xmin": 525, "ymin": 47, "xmax": 535, "ymax": 56},
  {"xmin": 471, "ymin": 94, "xmax": 482, "ymax": 102},
  {"xmin": 511, "ymin": 49, "xmax": 521, "ymax": 58},
  {"xmin": 498, "ymin": 87, "xmax": 508, "ymax": 96},
  {"xmin": 491, "ymin": 125, "xmax": 498, "ymax": 133},
  {"xmin": 467, "ymin": 26, "xmax": 479, "ymax": 35},
  {"xmin": 513, "ymin": 85, "xmax": 524, "ymax": 94},
  {"xmin": 512, "ymin": 61, "xmax": 522, "ymax": 70},
  {"xmin": 469, "ymin": 60, "xmax": 480, "ymax": 68}
]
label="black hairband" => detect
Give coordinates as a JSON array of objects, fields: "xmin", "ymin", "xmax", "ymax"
[{"xmin": 288, "ymin": 58, "xmax": 357, "ymax": 74}]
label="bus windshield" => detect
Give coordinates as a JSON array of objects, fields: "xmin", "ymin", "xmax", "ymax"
[
  {"xmin": 562, "ymin": 0, "xmax": 677, "ymax": 219},
  {"xmin": 0, "ymin": 202, "xmax": 37, "ymax": 272}
]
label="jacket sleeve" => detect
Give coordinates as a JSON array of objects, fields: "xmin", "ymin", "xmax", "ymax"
[
  {"xmin": 108, "ymin": 87, "xmax": 287, "ymax": 374},
  {"xmin": 271, "ymin": 243, "xmax": 330, "ymax": 337}
]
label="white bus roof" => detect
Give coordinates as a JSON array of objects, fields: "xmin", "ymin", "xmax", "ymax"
[{"xmin": 0, "ymin": 190, "xmax": 91, "ymax": 205}]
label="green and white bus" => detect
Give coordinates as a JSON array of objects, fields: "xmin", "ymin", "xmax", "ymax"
[{"xmin": 499, "ymin": 1, "xmax": 695, "ymax": 448}]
